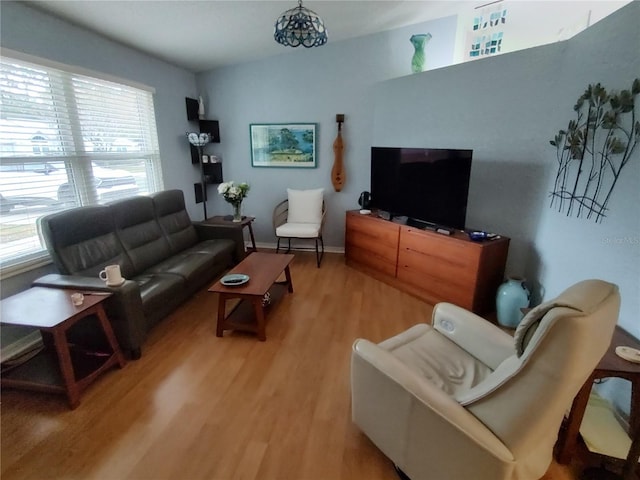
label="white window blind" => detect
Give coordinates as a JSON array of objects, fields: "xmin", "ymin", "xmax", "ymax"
[{"xmin": 0, "ymin": 54, "xmax": 164, "ymax": 271}]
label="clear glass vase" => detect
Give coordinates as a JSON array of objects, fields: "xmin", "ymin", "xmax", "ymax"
[{"xmin": 232, "ymin": 202, "xmax": 242, "ymax": 222}]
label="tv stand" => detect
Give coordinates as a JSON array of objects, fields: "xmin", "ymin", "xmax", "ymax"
[{"xmin": 345, "ymin": 210, "xmax": 510, "ymax": 314}]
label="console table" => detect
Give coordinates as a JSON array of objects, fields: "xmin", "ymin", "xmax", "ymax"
[
  {"xmin": 0, "ymin": 287, "xmax": 126, "ymax": 408},
  {"xmin": 345, "ymin": 210, "xmax": 510, "ymax": 314}
]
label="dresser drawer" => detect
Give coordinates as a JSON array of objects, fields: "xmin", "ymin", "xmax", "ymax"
[
  {"xmin": 346, "ymin": 230, "xmax": 398, "ymax": 263},
  {"xmin": 399, "ymin": 227, "xmax": 479, "ymax": 270},
  {"xmin": 346, "ymin": 245, "xmax": 397, "ymax": 277},
  {"xmin": 397, "ymin": 247, "xmax": 477, "ymax": 288},
  {"xmin": 347, "ymin": 214, "xmax": 399, "ymax": 248},
  {"xmin": 397, "ymin": 263, "xmax": 475, "ymax": 309}
]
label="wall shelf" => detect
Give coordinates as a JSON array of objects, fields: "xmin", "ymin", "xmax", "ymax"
[{"xmin": 185, "ymin": 97, "xmax": 224, "ymax": 210}]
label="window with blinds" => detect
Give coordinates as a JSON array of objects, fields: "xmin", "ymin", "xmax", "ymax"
[{"xmin": 0, "ymin": 53, "xmax": 164, "ymax": 271}]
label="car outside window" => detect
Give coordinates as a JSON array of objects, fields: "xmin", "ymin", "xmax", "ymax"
[{"xmin": 0, "ymin": 53, "xmax": 164, "ymax": 272}]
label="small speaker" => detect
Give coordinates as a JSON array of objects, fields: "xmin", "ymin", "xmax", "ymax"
[{"xmin": 358, "ymin": 191, "xmax": 371, "ymax": 209}]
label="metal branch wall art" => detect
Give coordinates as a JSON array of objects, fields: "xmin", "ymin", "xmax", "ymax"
[{"xmin": 549, "ymin": 79, "xmax": 639, "ymax": 222}]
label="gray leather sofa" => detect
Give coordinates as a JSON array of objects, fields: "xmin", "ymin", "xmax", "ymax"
[{"xmin": 33, "ymin": 189, "xmax": 245, "ymax": 358}]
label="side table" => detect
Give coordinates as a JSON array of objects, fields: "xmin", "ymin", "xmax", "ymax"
[
  {"xmin": 0, "ymin": 287, "xmax": 126, "ymax": 409},
  {"xmin": 556, "ymin": 325, "xmax": 640, "ymax": 478},
  {"xmin": 205, "ymin": 215, "xmax": 257, "ymax": 253}
]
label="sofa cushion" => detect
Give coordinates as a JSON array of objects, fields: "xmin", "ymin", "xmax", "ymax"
[
  {"xmin": 146, "ymin": 239, "xmax": 235, "ymax": 288},
  {"xmin": 39, "ymin": 205, "xmax": 134, "ymax": 278},
  {"xmin": 110, "ymin": 195, "xmax": 172, "ymax": 275},
  {"xmin": 152, "ymin": 190, "xmax": 199, "ymax": 254},
  {"xmin": 276, "ymin": 222, "xmax": 321, "ymax": 238},
  {"xmin": 131, "ymin": 272, "xmax": 185, "ymax": 318}
]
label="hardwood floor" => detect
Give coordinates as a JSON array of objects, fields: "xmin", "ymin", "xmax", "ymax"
[{"xmin": 1, "ymin": 252, "xmax": 580, "ymax": 480}]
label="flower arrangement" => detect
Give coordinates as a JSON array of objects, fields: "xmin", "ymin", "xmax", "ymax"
[{"xmin": 217, "ymin": 181, "xmax": 250, "ymax": 206}]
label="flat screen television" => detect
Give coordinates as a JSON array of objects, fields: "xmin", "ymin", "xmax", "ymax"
[{"xmin": 370, "ymin": 147, "xmax": 473, "ymax": 230}]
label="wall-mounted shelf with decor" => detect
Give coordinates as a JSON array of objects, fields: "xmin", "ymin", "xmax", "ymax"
[
  {"xmin": 202, "ymin": 162, "xmax": 223, "ymax": 184},
  {"xmin": 185, "ymin": 97, "xmax": 223, "ymax": 212},
  {"xmin": 185, "ymin": 97, "xmax": 221, "ymax": 163}
]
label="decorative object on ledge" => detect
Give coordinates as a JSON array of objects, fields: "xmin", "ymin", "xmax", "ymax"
[
  {"xmin": 218, "ymin": 181, "xmax": 250, "ymax": 222},
  {"xmin": 274, "ymin": 0, "xmax": 327, "ymax": 48},
  {"xmin": 186, "ymin": 132, "xmax": 211, "ymax": 218},
  {"xmin": 410, "ymin": 33, "xmax": 432, "ymax": 73},
  {"xmin": 198, "ymin": 96, "xmax": 205, "ymax": 119},
  {"xmin": 549, "ymin": 78, "xmax": 639, "ymax": 222},
  {"xmin": 331, "ymin": 114, "xmax": 345, "ymax": 192},
  {"xmin": 250, "ymin": 123, "xmax": 317, "ymax": 168},
  {"xmin": 496, "ymin": 276, "xmax": 530, "ymax": 328}
]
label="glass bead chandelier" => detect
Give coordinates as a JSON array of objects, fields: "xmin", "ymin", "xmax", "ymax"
[{"xmin": 274, "ymin": 0, "xmax": 328, "ymax": 48}]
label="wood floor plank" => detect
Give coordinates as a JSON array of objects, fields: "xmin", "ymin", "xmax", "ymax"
[{"xmin": 1, "ymin": 252, "xmax": 579, "ymax": 480}]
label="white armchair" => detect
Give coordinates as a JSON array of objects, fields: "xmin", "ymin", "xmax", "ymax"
[
  {"xmin": 273, "ymin": 188, "xmax": 326, "ymax": 267},
  {"xmin": 351, "ymin": 279, "xmax": 620, "ymax": 480}
]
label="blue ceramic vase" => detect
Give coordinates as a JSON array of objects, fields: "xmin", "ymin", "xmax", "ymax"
[{"xmin": 496, "ymin": 277, "xmax": 530, "ymax": 328}]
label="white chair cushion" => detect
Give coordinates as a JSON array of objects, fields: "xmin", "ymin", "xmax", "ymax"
[
  {"xmin": 276, "ymin": 222, "xmax": 321, "ymax": 238},
  {"xmin": 287, "ymin": 188, "xmax": 323, "ymax": 224}
]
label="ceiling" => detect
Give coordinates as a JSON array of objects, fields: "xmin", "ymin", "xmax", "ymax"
[{"xmin": 27, "ymin": 1, "xmax": 468, "ymax": 73}]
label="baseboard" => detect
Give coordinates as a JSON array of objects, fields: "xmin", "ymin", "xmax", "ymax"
[
  {"xmin": 253, "ymin": 242, "xmax": 344, "ymax": 254},
  {"xmin": 0, "ymin": 331, "xmax": 43, "ymax": 363}
]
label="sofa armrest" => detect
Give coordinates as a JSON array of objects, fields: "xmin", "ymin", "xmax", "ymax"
[
  {"xmin": 432, "ymin": 303, "xmax": 514, "ymax": 370},
  {"xmin": 32, "ymin": 274, "xmax": 146, "ymax": 356},
  {"xmin": 193, "ymin": 222, "xmax": 246, "ymax": 262}
]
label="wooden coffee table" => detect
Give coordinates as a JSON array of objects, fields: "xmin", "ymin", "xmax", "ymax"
[
  {"xmin": 0, "ymin": 287, "xmax": 126, "ymax": 408},
  {"xmin": 209, "ymin": 252, "xmax": 294, "ymax": 341}
]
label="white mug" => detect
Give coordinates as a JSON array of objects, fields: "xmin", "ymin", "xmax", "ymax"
[{"xmin": 99, "ymin": 264, "xmax": 124, "ymax": 286}]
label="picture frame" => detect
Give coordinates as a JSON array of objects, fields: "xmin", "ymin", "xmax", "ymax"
[{"xmin": 250, "ymin": 123, "xmax": 317, "ymax": 168}]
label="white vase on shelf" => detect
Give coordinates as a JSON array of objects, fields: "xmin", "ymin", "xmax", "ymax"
[{"xmin": 198, "ymin": 96, "xmax": 205, "ymax": 119}]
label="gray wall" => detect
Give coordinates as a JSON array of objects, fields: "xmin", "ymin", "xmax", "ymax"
[
  {"xmin": 372, "ymin": 2, "xmax": 639, "ymax": 417},
  {"xmin": 0, "ymin": 3, "xmax": 200, "ymax": 215},
  {"xmin": 1, "ymin": 0, "xmax": 636, "ymax": 326},
  {"xmin": 0, "ymin": 0, "xmax": 637, "ymax": 417},
  {"xmin": 196, "ymin": 16, "xmax": 457, "ymax": 248},
  {"xmin": 0, "ymin": 1, "xmax": 198, "ymax": 301},
  {"xmin": 372, "ymin": 2, "xmax": 639, "ymax": 336}
]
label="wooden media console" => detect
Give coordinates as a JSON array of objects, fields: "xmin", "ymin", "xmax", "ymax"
[{"xmin": 345, "ymin": 210, "xmax": 510, "ymax": 314}]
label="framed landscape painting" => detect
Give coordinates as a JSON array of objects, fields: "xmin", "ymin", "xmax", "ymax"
[{"xmin": 250, "ymin": 123, "xmax": 317, "ymax": 168}]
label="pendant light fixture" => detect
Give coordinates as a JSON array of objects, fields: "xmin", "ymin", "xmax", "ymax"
[{"xmin": 274, "ymin": 0, "xmax": 328, "ymax": 48}]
